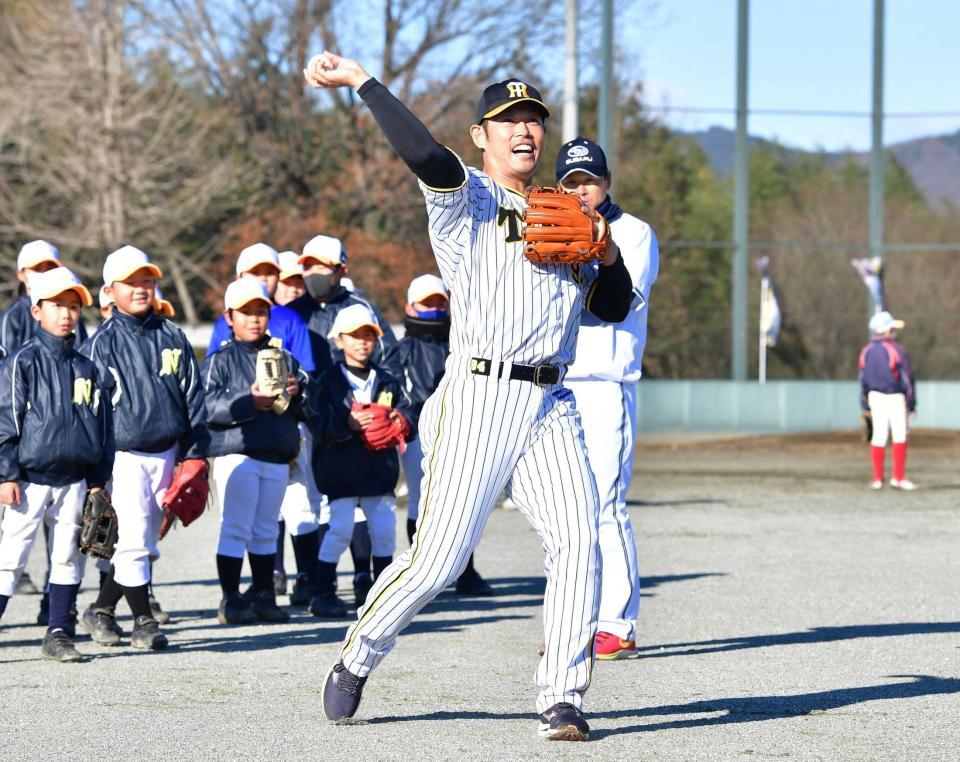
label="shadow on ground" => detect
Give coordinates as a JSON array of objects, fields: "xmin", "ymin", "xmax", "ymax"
[
  {"xmin": 637, "ymin": 621, "xmax": 960, "ymax": 658},
  {"xmin": 362, "ymin": 675, "xmax": 960, "ymax": 739}
]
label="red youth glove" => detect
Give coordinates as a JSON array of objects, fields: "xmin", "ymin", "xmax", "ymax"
[
  {"xmin": 353, "ymin": 402, "xmax": 411, "ymax": 453},
  {"xmin": 160, "ymin": 458, "xmax": 210, "ymax": 539}
]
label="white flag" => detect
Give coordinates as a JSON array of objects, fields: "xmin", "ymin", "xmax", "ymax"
[{"xmin": 756, "ymin": 258, "xmax": 781, "ymax": 348}]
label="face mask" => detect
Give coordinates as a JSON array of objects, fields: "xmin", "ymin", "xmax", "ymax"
[
  {"xmin": 305, "ymin": 272, "xmax": 338, "ymax": 302},
  {"xmin": 415, "ymin": 308, "xmax": 448, "ymax": 321}
]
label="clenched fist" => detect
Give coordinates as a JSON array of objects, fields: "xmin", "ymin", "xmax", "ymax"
[{"xmin": 303, "ymin": 51, "xmax": 370, "ymax": 91}]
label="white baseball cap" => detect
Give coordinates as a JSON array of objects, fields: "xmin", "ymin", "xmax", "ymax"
[
  {"xmin": 869, "ymin": 310, "xmax": 905, "ymax": 335},
  {"xmin": 328, "ymin": 303, "xmax": 383, "ymax": 338},
  {"xmin": 300, "ymin": 234, "xmax": 346, "ymax": 267},
  {"xmin": 407, "ymin": 274, "xmax": 448, "ymax": 305},
  {"xmin": 225, "ymin": 277, "xmax": 273, "ymax": 311},
  {"xmin": 17, "ymin": 240, "xmax": 60, "ymax": 271},
  {"xmin": 235, "ymin": 243, "xmax": 280, "ymax": 275},
  {"xmin": 98, "ymin": 285, "xmax": 114, "ymax": 309},
  {"xmin": 102, "ymin": 245, "xmax": 163, "ymax": 285},
  {"xmin": 29, "ymin": 266, "xmax": 93, "ymax": 307},
  {"xmin": 278, "ymin": 250, "xmax": 304, "ymax": 280}
]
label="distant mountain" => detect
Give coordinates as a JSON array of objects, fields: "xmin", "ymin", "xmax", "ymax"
[{"xmin": 684, "ymin": 125, "xmax": 960, "ymax": 207}]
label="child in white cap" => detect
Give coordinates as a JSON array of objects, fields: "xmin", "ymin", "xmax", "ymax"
[
  {"xmin": 0, "ymin": 268, "xmax": 111, "ymax": 662},
  {"xmin": 202, "ymin": 278, "xmax": 317, "ymax": 624},
  {"xmin": 309, "ymin": 303, "xmax": 414, "ymax": 617}
]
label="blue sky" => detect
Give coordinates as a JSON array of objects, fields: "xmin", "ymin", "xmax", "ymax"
[{"xmin": 625, "ymin": 0, "xmax": 960, "ymax": 151}]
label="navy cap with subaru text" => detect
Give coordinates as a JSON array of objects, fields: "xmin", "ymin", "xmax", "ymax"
[
  {"xmin": 556, "ymin": 137, "xmax": 609, "ymax": 183},
  {"xmin": 474, "ymin": 79, "xmax": 550, "ymax": 125}
]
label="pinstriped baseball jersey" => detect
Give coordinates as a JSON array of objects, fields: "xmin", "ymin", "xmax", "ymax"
[{"xmin": 420, "ymin": 152, "xmax": 598, "ymax": 365}]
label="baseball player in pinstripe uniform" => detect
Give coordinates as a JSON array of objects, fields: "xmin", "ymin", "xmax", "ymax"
[
  {"xmin": 557, "ymin": 137, "xmax": 659, "ymax": 660},
  {"xmin": 304, "ymin": 52, "xmax": 632, "ymax": 741}
]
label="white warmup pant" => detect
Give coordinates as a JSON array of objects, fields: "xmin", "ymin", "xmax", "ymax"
[
  {"xmin": 399, "ymin": 436, "xmax": 425, "ymax": 521},
  {"xmin": 212, "ymin": 454, "xmax": 288, "ymax": 558},
  {"xmin": 0, "ymin": 481, "xmax": 86, "ymax": 597},
  {"xmin": 868, "ymin": 391, "xmax": 908, "ymax": 447},
  {"xmin": 280, "ymin": 425, "xmax": 323, "ymax": 535},
  {"xmin": 318, "ymin": 496, "xmax": 396, "ymax": 563},
  {"xmin": 111, "ymin": 446, "xmax": 176, "ymax": 587},
  {"xmin": 339, "ymin": 367, "xmax": 601, "ymax": 713},
  {"xmin": 318, "ymin": 502, "xmax": 363, "ymax": 528},
  {"xmin": 566, "ymin": 378, "xmax": 640, "ymax": 641}
]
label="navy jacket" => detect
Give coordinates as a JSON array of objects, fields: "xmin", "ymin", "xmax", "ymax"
[
  {"xmin": 82, "ymin": 310, "xmax": 208, "ymax": 458},
  {"xmin": 202, "ymin": 336, "xmax": 318, "ymax": 463},
  {"xmin": 287, "ymin": 287, "xmax": 400, "ymax": 378},
  {"xmin": 384, "ymin": 315, "xmax": 449, "ymax": 421},
  {"xmin": 312, "ymin": 362, "xmax": 415, "ymax": 500},
  {"xmin": 0, "ymin": 293, "xmax": 88, "ymax": 359},
  {"xmin": 859, "ymin": 338, "xmax": 916, "ymax": 411},
  {"xmin": 0, "ymin": 328, "xmax": 113, "ymax": 487}
]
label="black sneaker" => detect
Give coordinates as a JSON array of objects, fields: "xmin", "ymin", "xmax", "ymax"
[
  {"xmin": 40, "ymin": 629, "xmax": 84, "ymax": 663},
  {"xmin": 353, "ymin": 574, "xmax": 374, "ymax": 608},
  {"xmin": 309, "ymin": 593, "xmax": 349, "ymax": 618},
  {"xmin": 130, "ymin": 615, "xmax": 168, "ymax": 650},
  {"xmin": 217, "ymin": 593, "xmax": 256, "ymax": 625},
  {"xmin": 322, "ymin": 661, "xmax": 367, "ymax": 721},
  {"xmin": 15, "ymin": 572, "xmax": 39, "ymax": 595},
  {"xmin": 273, "ymin": 570, "xmax": 287, "ymax": 597},
  {"xmin": 289, "ymin": 574, "xmax": 312, "ymax": 606},
  {"xmin": 455, "ymin": 568, "xmax": 495, "ymax": 597},
  {"xmin": 36, "ymin": 593, "xmax": 50, "ymax": 626},
  {"xmin": 538, "ymin": 702, "xmax": 590, "ymax": 741},
  {"xmin": 149, "ymin": 595, "xmax": 171, "ymax": 624},
  {"xmin": 251, "ymin": 590, "xmax": 289, "ymax": 622},
  {"xmin": 81, "ymin": 605, "xmax": 123, "ymax": 646}
]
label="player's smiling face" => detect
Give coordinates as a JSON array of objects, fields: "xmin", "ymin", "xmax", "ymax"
[
  {"xmin": 336, "ymin": 326, "xmax": 377, "ymax": 368},
  {"xmin": 109, "ymin": 268, "xmax": 157, "ymax": 317},
  {"xmin": 471, "ymin": 105, "xmax": 545, "ymax": 186}
]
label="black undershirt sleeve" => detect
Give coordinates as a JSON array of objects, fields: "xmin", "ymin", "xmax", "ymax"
[
  {"xmin": 587, "ymin": 254, "xmax": 633, "ymax": 323},
  {"xmin": 357, "ymin": 78, "xmax": 466, "ymax": 190}
]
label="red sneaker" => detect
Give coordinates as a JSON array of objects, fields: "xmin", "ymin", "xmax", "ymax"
[{"xmin": 594, "ymin": 631, "xmax": 637, "ymax": 660}]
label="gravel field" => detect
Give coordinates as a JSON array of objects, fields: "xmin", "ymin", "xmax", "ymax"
[{"xmin": 2, "ymin": 430, "xmax": 958, "ymax": 760}]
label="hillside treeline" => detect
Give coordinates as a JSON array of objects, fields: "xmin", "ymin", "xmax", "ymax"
[{"xmin": 1, "ymin": 1, "xmax": 958, "ymax": 379}]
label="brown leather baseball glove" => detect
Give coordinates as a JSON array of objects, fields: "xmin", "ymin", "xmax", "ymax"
[{"xmin": 521, "ymin": 186, "xmax": 611, "ymax": 265}]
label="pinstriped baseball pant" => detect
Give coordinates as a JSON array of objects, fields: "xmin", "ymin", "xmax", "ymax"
[{"xmin": 338, "ymin": 366, "xmax": 602, "ymax": 713}]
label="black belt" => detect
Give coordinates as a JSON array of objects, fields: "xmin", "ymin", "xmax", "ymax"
[{"xmin": 469, "ymin": 357, "xmax": 561, "ymax": 386}]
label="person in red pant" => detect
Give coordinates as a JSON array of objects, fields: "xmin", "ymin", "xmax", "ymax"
[{"xmin": 858, "ymin": 311, "xmax": 917, "ymax": 490}]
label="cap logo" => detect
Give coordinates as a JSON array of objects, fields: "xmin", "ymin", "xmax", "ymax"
[
  {"xmin": 568, "ymin": 145, "xmax": 590, "ymax": 158},
  {"xmin": 506, "ymin": 82, "xmax": 529, "ymax": 99}
]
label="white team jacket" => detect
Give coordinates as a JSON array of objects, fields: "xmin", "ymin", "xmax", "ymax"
[{"xmin": 566, "ymin": 211, "xmax": 659, "ymax": 383}]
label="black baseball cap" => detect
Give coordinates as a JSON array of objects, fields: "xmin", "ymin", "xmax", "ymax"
[
  {"xmin": 474, "ymin": 78, "xmax": 550, "ymax": 125},
  {"xmin": 556, "ymin": 137, "xmax": 609, "ymax": 183}
]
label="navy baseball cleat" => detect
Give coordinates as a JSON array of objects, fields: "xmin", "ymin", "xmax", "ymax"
[
  {"xmin": 41, "ymin": 630, "xmax": 84, "ymax": 663},
  {"xmin": 130, "ymin": 615, "xmax": 168, "ymax": 650},
  {"xmin": 322, "ymin": 661, "xmax": 366, "ymax": 721},
  {"xmin": 537, "ymin": 702, "xmax": 590, "ymax": 741}
]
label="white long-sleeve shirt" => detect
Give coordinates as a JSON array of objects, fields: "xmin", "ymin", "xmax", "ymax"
[{"xmin": 566, "ymin": 211, "xmax": 659, "ymax": 383}]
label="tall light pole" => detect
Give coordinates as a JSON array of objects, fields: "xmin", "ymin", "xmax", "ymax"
[
  {"xmin": 598, "ymin": 0, "xmax": 614, "ymax": 185},
  {"xmin": 868, "ymin": 0, "xmax": 885, "ymax": 313},
  {"xmin": 732, "ymin": 0, "xmax": 749, "ymax": 380},
  {"xmin": 563, "ymin": 0, "xmax": 579, "ymax": 142}
]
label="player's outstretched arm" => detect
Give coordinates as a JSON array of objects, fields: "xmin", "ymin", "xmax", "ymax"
[{"xmin": 304, "ymin": 51, "xmax": 464, "ymax": 190}]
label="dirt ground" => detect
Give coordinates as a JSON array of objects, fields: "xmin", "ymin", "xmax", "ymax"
[{"xmin": 1, "ymin": 430, "xmax": 958, "ymax": 760}]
